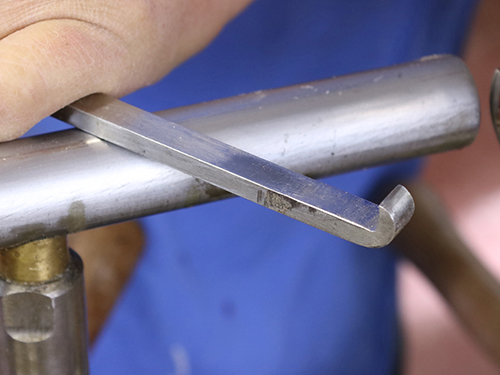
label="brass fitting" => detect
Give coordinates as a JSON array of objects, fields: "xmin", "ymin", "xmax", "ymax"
[
  {"xmin": 0, "ymin": 237, "xmax": 89, "ymax": 374},
  {"xmin": 0, "ymin": 236, "xmax": 70, "ymax": 283}
]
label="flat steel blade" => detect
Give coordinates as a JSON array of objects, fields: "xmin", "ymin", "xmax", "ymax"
[{"xmin": 54, "ymin": 94, "xmax": 414, "ymax": 248}]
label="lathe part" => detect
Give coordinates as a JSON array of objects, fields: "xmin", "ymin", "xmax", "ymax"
[
  {"xmin": 0, "ymin": 54, "xmax": 479, "ymax": 248},
  {"xmin": 0, "ymin": 237, "xmax": 70, "ymax": 283},
  {"xmin": 0, "ymin": 249, "xmax": 89, "ymax": 375},
  {"xmin": 54, "ymin": 94, "xmax": 415, "ymax": 248}
]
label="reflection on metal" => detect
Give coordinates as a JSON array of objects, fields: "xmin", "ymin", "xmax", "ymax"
[
  {"xmin": 55, "ymin": 94, "xmax": 414, "ymax": 248},
  {"xmin": 0, "ymin": 237, "xmax": 70, "ymax": 283},
  {"xmin": 396, "ymin": 182, "xmax": 500, "ymax": 366},
  {"xmin": 0, "ymin": 237, "xmax": 89, "ymax": 375},
  {"xmin": 0, "ymin": 54, "xmax": 480, "ymax": 248}
]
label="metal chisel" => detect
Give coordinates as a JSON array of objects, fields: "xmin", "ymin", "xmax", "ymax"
[{"xmin": 54, "ymin": 93, "xmax": 414, "ymax": 248}]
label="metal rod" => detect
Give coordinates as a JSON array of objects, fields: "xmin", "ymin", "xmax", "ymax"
[
  {"xmin": 0, "ymin": 239, "xmax": 89, "ymax": 375},
  {"xmin": 54, "ymin": 95, "xmax": 415, "ymax": 248},
  {"xmin": 0, "ymin": 55, "xmax": 479, "ymax": 248}
]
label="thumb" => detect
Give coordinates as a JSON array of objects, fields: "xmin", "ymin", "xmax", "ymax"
[{"xmin": 0, "ymin": 19, "xmax": 132, "ymax": 141}]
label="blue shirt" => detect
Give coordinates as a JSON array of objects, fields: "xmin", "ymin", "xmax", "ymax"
[{"xmin": 32, "ymin": 0, "xmax": 477, "ymax": 373}]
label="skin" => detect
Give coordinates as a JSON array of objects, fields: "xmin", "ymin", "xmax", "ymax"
[{"xmin": 0, "ymin": 0, "xmax": 253, "ymax": 141}]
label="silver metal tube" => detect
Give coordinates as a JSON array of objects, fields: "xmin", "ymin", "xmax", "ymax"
[
  {"xmin": 0, "ymin": 249, "xmax": 88, "ymax": 375},
  {"xmin": 0, "ymin": 54, "xmax": 479, "ymax": 248}
]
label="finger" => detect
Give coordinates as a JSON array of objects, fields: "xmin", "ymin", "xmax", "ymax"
[{"xmin": 0, "ymin": 19, "xmax": 132, "ymax": 141}]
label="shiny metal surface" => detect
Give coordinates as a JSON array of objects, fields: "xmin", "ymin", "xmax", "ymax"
[
  {"xmin": 54, "ymin": 95, "xmax": 414, "ymax": 248},
  {"xmin": 0, "ymin": 54, "xmax": 479, "ymax": 248},
  {"xmin": 0, "ymin": 237, "xmax": 70, "ymax": 283},
  {"xmin": 0, "ymin": 250, "xmax": 88, "ymax": 375}
]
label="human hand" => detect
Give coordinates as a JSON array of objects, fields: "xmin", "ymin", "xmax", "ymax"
[{"xmin": 0, "ymin": 0, "xmax": 252, "ymax": 141}]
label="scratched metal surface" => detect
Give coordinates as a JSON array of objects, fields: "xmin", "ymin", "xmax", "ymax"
[{"xmin": 0, "ymin": 55, "xmax": 479, "ymax": 248}]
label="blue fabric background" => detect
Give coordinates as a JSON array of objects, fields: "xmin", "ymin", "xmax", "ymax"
[{"xmin": 28, "ymin": 0, "xmax": 477, "ymax": 373}]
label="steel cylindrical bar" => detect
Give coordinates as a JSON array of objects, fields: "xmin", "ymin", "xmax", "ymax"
[
  {"xmin": 0, "ymin": 55, "xmax": 479, "ymax": 248},
  {"xmin": 0, "ymin": 247, "xmax": 88, "ymax": 375}
]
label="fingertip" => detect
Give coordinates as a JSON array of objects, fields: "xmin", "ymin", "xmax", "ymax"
[{"xmin": 0, "ymin": 19, "xmax": 129, "ymax": 142}]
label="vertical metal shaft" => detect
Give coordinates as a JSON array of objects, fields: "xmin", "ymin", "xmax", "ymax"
[{"xmin": 0, "ymin": 237, "xmax": 89, "ymax": 375}]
